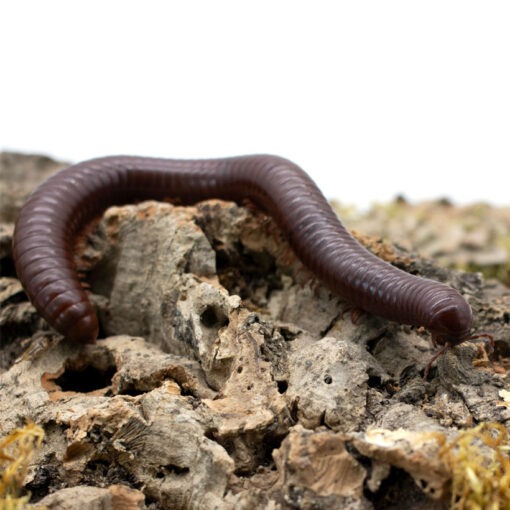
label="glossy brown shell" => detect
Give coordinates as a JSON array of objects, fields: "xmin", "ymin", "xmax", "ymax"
[{"xmin": 12, "ymin": 155, "xmax": 473, "ymax": 345}]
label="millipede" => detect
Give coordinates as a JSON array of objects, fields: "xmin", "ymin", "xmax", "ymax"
[{"xmin": 13, "ymin": 155, "xmax": 485, "ymax": 373}]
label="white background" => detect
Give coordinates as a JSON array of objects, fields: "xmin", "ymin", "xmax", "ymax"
[{"xmin": 1, "ymin": 1, "xmax": 509, "ymax": 209}]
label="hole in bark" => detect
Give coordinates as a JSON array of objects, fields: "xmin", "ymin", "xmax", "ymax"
[
  {"xmin": 54, "ymin": 351, "xmax": 116, "ymax": 393},
  {"xmin": 0, "ymin": 256, "xmax": 16, "ymax": 277},
  {"xmin": 369, "ymin": 466, "xmax": 438, "ymax": 509},
  {"xmin": 232, "ymin": 430, "xmax": 288, "ymax": 477},
  {"xmin": 277, "ymin": 380, "xmax": 288, "ymax": 393},
  {"xmin": 290, "ymin": 399, "xmax": 299, "ymax": 422},
  {"xmin": 204, "ymin": 427, "xmax": 218, "ymax": 441},
  {"xmin": 200, "ymin": 305, "xmax": 228, "ymax": 329},
  {"xmin": 365, "ymin": 330, "xmax": 388, "ymax": 354},
  {"xmin": 0, "ymin": 282, "xmax": 26, "ymax": 305},
  {"xmin": 203, "ymin": 234, "xmax": 283, "ymax": 305},
  {"xmin": 25, "ymin": 454, "xmax": 64, "ymax": 501},
  {"xmin": 206, "ymin": 421, "xmax": 288, "ymax": 478},
  {"xmin": 399, "ymin": 364, "xmax": 421, "ymax": 385},
  {"xmin": 54, "ymin": 364, "xmax": 116, "ymax": 393},
  {"xmin": 278, "ymin": 326, "xmax": 298, "ymax": 342},
  {"xmin": 215, "ymin": 249, "xmax": 231, "ymax": 272},
  {"xmin": 367, "ymin": 375, "xmax": 382, "ymax": 388},
  {"xmin": 155, "ymin": 464, "xmax": 190, "ymax": 478},
  {"xmin": 495, "ymin": 339, "xmax": 510, "ymax": 359},
  {"xmin": 117, "ymin": 386, "xmax": 146, "ymax": 397},
  {"xmin": 259, "ymin": 432, "xmax": 286, "ymax": 468},
  {"xmin": 418, "ymin": 478, "xmax": 435, "ymax": 494},
  {"xmin": 82, "ymin": 459, "xmax": 139, "ymax": 487},
  {"xmin": 324, "ymin": 374, "xmax": 333, "ymax": 384}
]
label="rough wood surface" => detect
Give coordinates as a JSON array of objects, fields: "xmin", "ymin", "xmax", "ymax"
[{"xmin": 1, "ymin": 153, "xmax": 509, "ymax": 509}]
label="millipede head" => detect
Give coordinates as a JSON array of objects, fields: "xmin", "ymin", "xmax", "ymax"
[{"xmin": 427, "ymin": 300, "xmax": 473, "ymax": 347}]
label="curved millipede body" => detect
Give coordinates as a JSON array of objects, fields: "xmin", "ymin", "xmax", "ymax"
[{"xmin": 13, "ymin": 155, "xmax": 473, "ymax": 348}]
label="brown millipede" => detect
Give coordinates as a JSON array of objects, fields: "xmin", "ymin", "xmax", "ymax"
[{"xmin": 12, "ymin": 155, "xmax": 480, "ymax": 369}]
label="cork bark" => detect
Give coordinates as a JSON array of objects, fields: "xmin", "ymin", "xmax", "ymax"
[{"xmin": 1, "ymin": 153, "xmax": 509, "ymax": 510}]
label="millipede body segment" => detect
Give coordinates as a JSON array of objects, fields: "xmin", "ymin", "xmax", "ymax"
[{"xmin": 12, "ymin": 155, "xmax": 473, "ymax": 347}]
